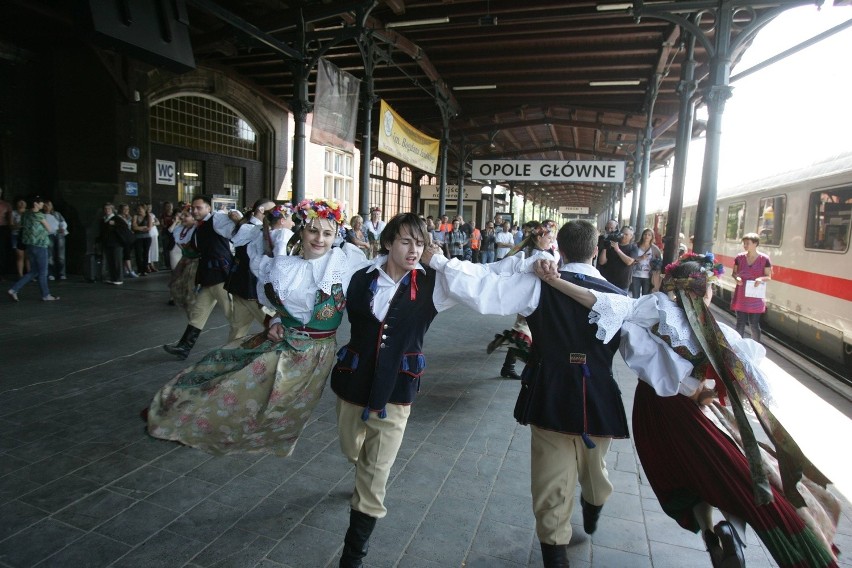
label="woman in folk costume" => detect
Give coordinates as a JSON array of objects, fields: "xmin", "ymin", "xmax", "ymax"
[
  {"xmin": 534, "ymin": 252, "xmax": 840, "ymax": 568},
  {"xmin": 485, "ymin": 221, "xmax": 556, "ymax": 379},
  {"xmin": 147, "ymin": 198, "xmax": 369, "ymax": 456},
  {"xmin": 168, "ymin": 207, "xmax": 200, "ymax": 312}
]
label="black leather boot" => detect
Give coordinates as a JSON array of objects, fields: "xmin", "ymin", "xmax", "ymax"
[
  {"xmin": 540, "ymin": 542, "xmax": 570, "ymax": 568},
  {"xmin": 581, "ymin": 497, "xmax": 603, "ymax": 534},
  {"xmin": 500, "ymin": 349, "xmax": 521, "ymax": 379},
  {"xmin": 163, "ymin": 325, "xmax": 201, "ymax": 360},
  {"xmin": 714, "ymin": 521, "xmax": 745, "ymax": 568},
  {"xmin": 339, "ymin": 509, "xmax": 377, "ymax": 568}
]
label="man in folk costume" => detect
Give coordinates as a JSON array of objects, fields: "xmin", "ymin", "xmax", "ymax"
[
  {"xmin": 332, "ymin": 213, "xmax": 550, "ymax": 567},
  {"xmin": 427, "ymin": 220, "xmax": 629, "ymax": 568},
  {"xmin": 163, "ymin": 194, "xmax": 236, "ymax": 359}
]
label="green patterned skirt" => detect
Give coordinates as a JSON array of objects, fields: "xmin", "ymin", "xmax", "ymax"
[{"xmin": 148, "ymin": 331, "xmax": 337, "ymax": 456}]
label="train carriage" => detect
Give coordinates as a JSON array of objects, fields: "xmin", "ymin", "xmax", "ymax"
[{"xmin": 649, "ymin": 153, "xmax": 852, "ymax": 372}]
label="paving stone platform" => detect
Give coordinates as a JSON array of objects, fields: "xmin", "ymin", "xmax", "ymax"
[{"xmin": 1, "ymin": 273, "xmax": 849, "ymax": 567}]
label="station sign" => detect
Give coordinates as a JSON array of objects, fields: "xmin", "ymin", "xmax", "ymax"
[
  {"xmin": 559, "ymin": 206, "xmax": 590, "ymax": 215},
  {"xmin": 472, "ymin": 159, "xmax": 625, "ymax": 183},
  {"xmin": 420, "ymin": 184, "xmax": 481, "ymax": 200}
]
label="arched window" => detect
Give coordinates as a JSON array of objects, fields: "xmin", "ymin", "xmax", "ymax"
[{"xmin": 150, "ymin": 95, "xmax": 258, "ymax": 160}]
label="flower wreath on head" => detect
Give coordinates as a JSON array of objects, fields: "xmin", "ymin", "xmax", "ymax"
[
  {"xmin": 661, "ymin": 251, "xmax": 724, "ymax": 295},
  {"xmin": 268, "ymin": 202, "xmax": 294, "ymax": 219},
  {"xmin": 295, "ymin": 198, "xmax": 345, "ymax": 226}
]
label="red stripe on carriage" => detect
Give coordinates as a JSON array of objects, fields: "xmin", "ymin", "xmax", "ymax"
[{"xmin": 715, "ymin": 253, "xmax": 852, "ymax": 302}]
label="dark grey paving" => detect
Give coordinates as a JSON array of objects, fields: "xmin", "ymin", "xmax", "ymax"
[{"xmin": 0, "ymin": 275, "xmax": 849, "ymax": 567}]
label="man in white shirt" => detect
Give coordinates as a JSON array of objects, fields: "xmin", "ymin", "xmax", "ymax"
[
  {"xmin": 495, "ymin": 220, "xmax": 514, "ymax": 259},
  {"xmin": 426, "ymin": 220, "xmax": 629, "ymax": 567}
]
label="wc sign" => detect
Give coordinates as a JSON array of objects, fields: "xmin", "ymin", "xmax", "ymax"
[{"xmin": 155, "ymin": 160, "xmax": 176, "ymax": 185}]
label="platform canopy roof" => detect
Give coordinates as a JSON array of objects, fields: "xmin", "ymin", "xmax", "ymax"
[{"xmin": 5, "ymin": 0, "xmax": 828, "ymax": 213}]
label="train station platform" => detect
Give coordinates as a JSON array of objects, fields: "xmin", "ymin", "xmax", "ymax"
[{"xmin": 1, "ymin": 272, "xmax": 850, "ymax": 568}]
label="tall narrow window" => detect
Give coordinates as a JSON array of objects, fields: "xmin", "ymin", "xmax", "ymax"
[
  {"xmin": 725, "ymin": 202, "xmax": 746, "ymax": 241},
  {"xmin": 323, "ymin": 147, "xmax": 355, "ymax": 207},
  {"xmin": 756, "ymin": 195, "xmax": 786, "ymax": 246}
]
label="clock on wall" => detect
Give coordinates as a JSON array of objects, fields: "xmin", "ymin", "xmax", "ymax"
[{"xmin": 126, "ymin": 146, "xmax": 141, "ymax": 160}]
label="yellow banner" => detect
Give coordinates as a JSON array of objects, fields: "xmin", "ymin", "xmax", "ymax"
[{"xmin": 378, "ymin": 100, "xmax": 440, "ymax": 174}]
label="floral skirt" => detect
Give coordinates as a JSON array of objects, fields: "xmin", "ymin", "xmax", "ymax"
[{"xmin": 147, "ymin": 332, "xmax": 337, "ymax": 456}]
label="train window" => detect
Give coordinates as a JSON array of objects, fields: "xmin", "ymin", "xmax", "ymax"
[
  {"xmin": 805, "ymin": 188, "xmax": 852, "ymax": 251},
  {"xmin": 756, "ymin": 195, "xmax": 785, "ymax": 246},
  {"xmin": 725, "ymin": 202, "xmax": 746, "ymax": 241}
]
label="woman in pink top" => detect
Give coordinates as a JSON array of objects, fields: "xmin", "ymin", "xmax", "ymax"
[{"xmin": 730, "ymin": 232, "xmax": 772, "ymax": 342}]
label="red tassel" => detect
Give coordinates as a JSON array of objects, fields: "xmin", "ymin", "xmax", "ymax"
[{"xmin": 410, "ymin": 269, "xmax": 418, "ymax": 301}]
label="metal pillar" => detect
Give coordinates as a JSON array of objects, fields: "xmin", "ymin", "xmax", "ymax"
[
  {"xmin": 629, "ymin": 139, "xmax": 642, "ymax": 229},
  {"xmin": 438, "ymin": 125, "xmax": 450, "ymax": 217},
  {"xmin": 290, "ymin": 65, "xmax": 310, "ymax": 203},
  {"xmin": 663, "ymin": 17, "xmax": 698, "ymax": 265},
  {"xmin": 637, "ymin": 77, "xmax": 659, "ymax": 232},
  {"xmin": 456, "ymin": 136, "xmax": 466, "ymax": 217},
  {"xmin": 634, "ymin": 0, "xmax": 818, "ymax": 253},
  {"xmin": 356, "ymin": 36, "xmax": 378, "ymax": 218}
]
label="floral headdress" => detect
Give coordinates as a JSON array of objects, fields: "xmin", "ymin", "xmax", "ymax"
[
  {"xmin": 268, "ymin": 203, "xmax": 294, "ymax": 219},
  {"xmin": 661, "ymin": 251, "xmax": 724, "ymax": 295},
  {"xmin": 295, "ymin": 198, "xmax": 345, "ymax": 226}
]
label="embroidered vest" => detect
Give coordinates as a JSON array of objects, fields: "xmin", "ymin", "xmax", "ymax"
[
  {"xmin": 515, "ymin": 272, "xmax": 630, "ymax": 439},
  {"xmin": 331, "ymin": 266, "xmax": 438, "ymax": 415}
]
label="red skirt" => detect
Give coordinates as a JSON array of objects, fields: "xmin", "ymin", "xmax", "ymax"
[{"xmin": 632, "ymin": 380, "xmax": 837, "ymax": 568}]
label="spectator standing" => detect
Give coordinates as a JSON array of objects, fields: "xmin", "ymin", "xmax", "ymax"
[
  {"xmin": 479, "ymin": 221, "xmax": 497, "ymax": 263},
  {"xmin": 7, "ymin": 196, "xmax": 59, "ymax": 301},
  {"xmin": 98, "ymin": 203, "xmax": 126, "ymax": 285},
  {"xmin": 0, "ymin": 187, "xmax": 11, "ymax": 278},
  {"xmin": 117, "ymin": 203, "xmax": 137, "ymax": 278},
  {"xmin": 597, "ymin": 226, "xmax": 637, "ymax": 291},
  {"xmin": 147, "ymin": 203, "xmax": 160, "ymax": 272},
  {"xmin": 469, "ymin": 224, "xmax": 481, "ymax": 262},
  {"xmin": 445, "ymin": 219, "xmax": 468, "ymax": 260},
  {"xmin": 595, "ymin": 218, "xmax": 619, "ymax": 267},
  {"xmin": 427, "ymin": 217, "xmax": 445, "ymax": 254},
  {"xmin": 495, "ymin": 220, "xmax": 514, "ymax": 259},
  {"xmin": 11, "ymin": 197, "xmax": 28, "ymax": 278},
  {"xmin": 514, "ymin": 224, "xmax": 524, "ymax": 245},
  {"xmin": 630, "ymin": 228, "xmax": 662, "ymax": 298},
  {"xmin": 493, "ymin": 213, "xmax": 504, "ymax": 233},
  {"xmin": 43, "ymin": 200, "xmax": 68, "ymax": 280},
  {"xmin": 731, "ymin": 232, "xmax": 772, "ymax": 342},
  {"xmin": 364, "ymin": 207, "xmax": 385, "ymax": 259},
  {"xmin": 160, "ymin": 202, "xmax": 176, "ymax": 268},
  {"xmin": 437, "ymin": 214, "xmax": 452, "ymax": 234},
  {"xmin": 131, "ymin": 203, "xmax": 153, "ymax": 276}
]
